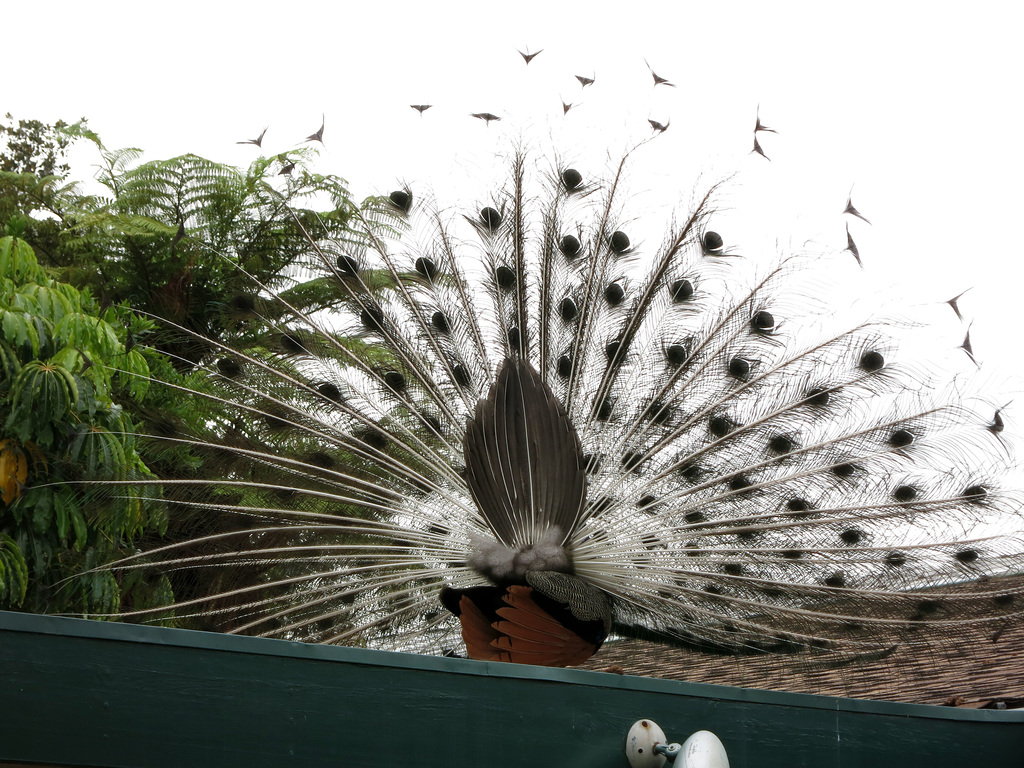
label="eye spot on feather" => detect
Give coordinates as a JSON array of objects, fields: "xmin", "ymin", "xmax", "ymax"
[
  {"xmin": 787, "ymin": 497, "xmax": 812, "ymax": 514},
  {"xmin": 823, "ymin": 572, "xmax": 846, "ymax": 588},
  {"xmin": 840, "ymin": 529, "xmax": 864, "ymax": 546},
  {"xmin": 621, "ymin": 451, "xmax": 644, "ymax": 472},
  {"xmin": 415, "ymin": 257, "xmax": 438, "ymax": 279},
  {"xmin": 606, "ymin": 339, "xmax": 623, "ymax": 366},
  {"xmin": 955, "ymin": 548, "xmax": 980, "ymax": 564},
  {"xmin": 666, "ymin": 343, "xmax": 689, "ymax": 368},
  {"xmin": 768, "ymin": 434, "xmax": 795, "ymax": 455},
  {"xmin": 559, "ymin": 234, "xmax": 581, "ymax": 259},
  {"xmin": 452, "ymin": 364, "xmax": 471, "ymax": 388},
  {"xmin": 679, "ymin": 463, "xmax": 702, "ymax": 483},
  {"xmin": 645, "ymin": 400, "xmax": 672, "ymax": 424},
  {"xmin": 557, "ymin": 354, "xmax": 573, "ymax": 378},
  {"xmin": 642, "ymin": 533, "xmax": 664, "ymax": 551},
  {"xmin": 605, "ymin": 282, "xmax": 625, "ymax": 306},
  {"xmin": 383, "ymin": 371, "xmax": 406, "ymax": 392},
  {"xmin": 420, "ymin": 413, "xmax": 443, "ymax": 435},
  {"xmin": 918, "ymin": 599, "xmax": 942, "ymax": 615},
  {"xmin": 702, "ymin": 231, "xmax": 724, "ymax": 254},
  {"xmin": 229, "ymin": 293, "xmax": 257, "ymax": 314},
  {"xmin": 889, "ymin": 429, "xmax": 914, "ymax": 448},
  {"xmin": 860, "ymin": 350, "xmax": 885, "ymax": 371},
  {"xmin": 559, "ymin": 297, "xmax": 578, "ymax": 322},
  {"xmin": 583, "ymin": 453, "xmax": 602, "ymax": 474},
  {"xmin": 684, "ymin": 510, "xmax": 706, "ymax": 524},
  {"xmin": 610, "ymin": 230, "xmax": 631, "ymax": 253},
  {"xmin": 217, "ymin": 358, "xmax": 242, "ymax": 378},
  {"xmin": 893, "ymin": 485, "xmax": 918, "ymax": 502},
  {"xmin": 494, "ymin": 265, "xmax": 515, "ymax": 290},
  {"xmin": 728, "ymin": 474, "xmax": 753, "ymax": 492},
  {"xmin": 670, "ymin": 279, "xmax": 694, "ymax": 302},
  {"xmin": 356, "ymin": 429, "xmax": 389, "ymax": 452},
  {"xmin": 708, "ymin": 415, "xmax": 734, "ymax": 438},
  {"xmin": 305, "ymin": 451, "xmax": 336, "ymax": 470},
  {"xmin": 431, "ymin": 311, "xmax": 450, "ymax": 334},
  {"xmin": 561, "ymin": 168, "xmax": 583, "ymax": 191},
  {"xmin": 750, "ymin": 311, "xmax": 775, "ymax": 333},
  {"xmin": 360, "ymin": 305, "xmax": 385, "ymax": 332},
  {"xmin": 962, "ymin": 484, "xmax": 988, "ymax": 502},
  {"xmin": 389, "ymin": 189, "xmax": 412, "ymax": 213},
  {"xmin": 480, "ymin": 206, "xmax": 502, "ymax": 230},
  {"xmin": 507, "ymin": 326, "xmax": 521, "ymax": 352},
  {"xmin": 993, "ymin": 593, "xmax": 1015, "ymax": 607},
  {"xmin": 595, "ymin": 397, "xmax": 614, "ymax": 421},
  {"xmin": 728, "ymin": 357, "xmax": 751, "ymax": 380},
  {"xmin": 336, "ymin": 254, "xmax": 360, "ymax": 276},
  {"xmin": 637, "ymin": 494, "xmax": 658, "ymax": 510},
  {"xmin": 735, "ymin": 522, "xmax": 760, "ymax": 541},
  {"xmin": 831, "ymin": 463, "xmax": 856, "ymax": 479},
  {"xmin": 317, "ymin": 382, "xmax": 343, "ymax": 403},
  {"xmin": 780, "ymin": 549, "xmax": 803, "ymax": 560},
  {"xmin": 804, "ymin": 387, "xmax": 830, "ymax": 407},
  {"xmin": 723, "ymin": 562, "xmax": 744, "ymax": 576},
  {"xmin": 280, "ymin": 333, "xmax": 307, "ymax": 354},
  {"xmin": 885, "ymin": 551, "xmax": 908, "ymax": 567}
]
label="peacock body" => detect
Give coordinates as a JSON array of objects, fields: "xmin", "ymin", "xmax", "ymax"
[{"xmin": 98, "ymin": 146, "xmax": 1024, "ymax": 690}]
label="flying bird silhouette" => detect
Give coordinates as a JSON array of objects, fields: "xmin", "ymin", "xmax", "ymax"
[
  {"xmin": 947, "ymin": 289, "xmax": 970, "ymax": 321},
  {"xmin": 518, "ymin": 48, "xmax": 543, "ymax": 65},
  {"xmin": 237, "ymin": 127, "xmax": 268, "ymax": 147},
  {"xmin": 305, "ymin": 115, "xmax": 325, "ymax": 144},
  {"xmin": 844, "ymin": 222, "xmax": 862, "ymax": 266},
  {"xmin": 645, "ymin": 58, "xmax": 675, "ymax": 87},
  {"xmin": 961, "ymin": 329, "xmax": 977, "ymax": 365},
  {"xmin": 471, "ymin": 113, "xmax": 501, "ymax": 125},
  {"xmin": 575, "ymin": 74, "xmax": 595, "ymax": 88},
  {"xmin": 562, "ymin": 100, "xmax": 575, "ymax": 116},
  {"xmin": 754, "ymin": 106, "xmax": 776, "ymax": 134},
  {"xmin": 752, "ymin": 135, "xmax": 770, "ymax": 161},
  {"xmin": 410, "ymin": 105, "xmax": 433, "ymax": 115},
  {"xmin": 85, "ymin": 146, "xmax": 1023, "ymax": 691},
  {"xmin": 844, "ymin": 193, "xmax": 871, "ymax": 224},
  {"xmin": 648, "ymin": 118, "xmax": 669, "ymax": 133}
]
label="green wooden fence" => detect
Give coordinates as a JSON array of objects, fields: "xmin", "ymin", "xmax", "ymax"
[{"xmin": 1, "ymin": 611, "xmax": 1020, "ymax": 767}]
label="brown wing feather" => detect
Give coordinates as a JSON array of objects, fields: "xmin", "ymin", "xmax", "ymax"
[{"xmin": 463, "ymin": 358, "xmax": 586, "ymax": 547}]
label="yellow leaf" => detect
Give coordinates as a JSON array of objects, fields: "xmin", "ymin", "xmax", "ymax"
[{"xmin": 0, "ymin": 440, "xmax": 28, "ymax": 506}]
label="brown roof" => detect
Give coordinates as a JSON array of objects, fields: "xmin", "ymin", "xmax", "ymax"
[{"xmin": 580, "ymin": 576, "xmax": 1024, "ymax": 706}]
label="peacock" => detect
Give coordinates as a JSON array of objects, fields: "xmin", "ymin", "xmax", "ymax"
[{"xmin": 87, "ymin": 142, "xmax": 1024, "ymax": 694}]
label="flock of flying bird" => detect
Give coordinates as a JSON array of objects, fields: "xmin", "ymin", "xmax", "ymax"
[
  {"xmin": 237, "ymin": 49, "xmax": 762, "ymax": 150},
  {"xmin": 232, "ymin": 46, "xmax": 982, "ymax": 383}
]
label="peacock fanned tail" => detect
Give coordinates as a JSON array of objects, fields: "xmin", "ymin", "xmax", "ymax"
[{"xmin": 89, "ymin": 149, "xmax": 1024, "ymax": 688}]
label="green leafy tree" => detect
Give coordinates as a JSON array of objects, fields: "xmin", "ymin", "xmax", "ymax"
[
  {"xmin": 0, "ymin": 235, "xmax": 174, "ymax": 614},
  {"xmin": 2, "ymin": 125, "xmax": 405, "ymax": 624}
]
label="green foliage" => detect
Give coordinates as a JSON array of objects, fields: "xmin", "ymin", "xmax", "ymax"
[
  {"xmin": 0, "ymin": 235, "xmax": 167, "ymax": 614},
  {"xmin": 7, "ymin": 141, "xmax": 382, "ymax": 374},
  {"xmin": 0, "ymin": 124, "xmax": 406, "ymax": 626},
  {"xmin": 0, "ymin": 113, "xmax": 92, "ymax": 178}
]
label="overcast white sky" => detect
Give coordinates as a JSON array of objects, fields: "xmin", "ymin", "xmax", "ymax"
[{"xmin": 8, "ymin": 1, "xmax": 1024, "ymax": 401}]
